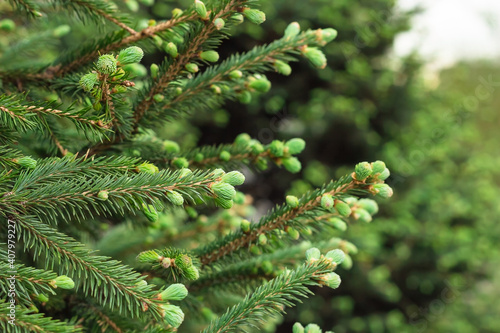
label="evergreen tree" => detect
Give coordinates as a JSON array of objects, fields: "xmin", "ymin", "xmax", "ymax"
[{"xmin": 0, "ymin": 1, "xmax": 393, "ymax": 331}]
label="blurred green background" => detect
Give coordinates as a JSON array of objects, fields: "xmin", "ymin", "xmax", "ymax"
[{"xmin": 2, "ymin": 0, "xmax": 499, "ymax": 331}]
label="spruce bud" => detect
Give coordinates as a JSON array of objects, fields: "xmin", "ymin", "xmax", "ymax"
[
  {"xmin": 329, "ymin": 217, "xmax": 347, "ymax": 231},
  {"xmin": 258, "ymin": 233, "xmax": 267, "ymax": 245},
  {"xmin": 242, "ymin": 8, "xmax": 266, "ymax": 25},
  {"xmin": 214, "ymin": 18, "xmax": 225, "ymax": 30},
  {"xmin": 261, "ymin": 260, "xmax": 273, "ymax": 274},
  {"xmin": 212, "ymin": 168, "xmax": 225, "ymax": 177},
  {"xmin": 234, "ymin": 191, "xmax": 245, "ymax": 204},
  {"xmin": 306, "ymin": 248, "xmax": 321, "ymax": 261},
  {"xmin": 353, "ymin": 208, "xmax": 372, "ymax": 223},
  {"xmin": 194, "ymin": 153, "xmax": 204, "ymax": 162},
  {"xmin": 354, "ymin": 161, "xmax": 372, "ymax": 181},
  {"xmin": 163, "ymin": 140, "xmax": 180, "ymax": 153},
  {"xmin": 286, "ymin": 195, "xmax": 299, "ymax": 208},
  {"xmin": 325, "ymin": 249, "xmax": 345, "ymax": 265},
  {"xmin": 142, "ymin": 204, "xmax": 159, "ymax": 222},
  {"xmin": 371, "ymin": 160, "xmax": 386, "ymax": 174},
  {"xmin": 237, "ymin": 91, "xmax": 252, "ymax": 104},
  {"xmin": 285, "ymin": 138, "xmax": 306, "ymax": 155},
  {"xmin": 284, "ymin": 22, "xmax": 300, "ymax": 38},
  {"xmin": 117, "ymin": 46, "xmax": 144, "ymax": 65},
  {"xmin": 179, "ymin": 168, "xmax": 192, "ymax": 178},
  {"xmin": 241, "ymin": 219, "xmax": 251, "ymax": 232},
  {"xmin": 273, "ymin": 60, "xmax": 292, "ymax": 76},
  {"xmin": 79, "ymin": 72, "xmax": 99, "ymax": 92},
  {"xmin": 219, "ymin": 150, "xmax": 231, "ymax": 161},
  {"xmin": 172, "ymin": 157, "xmax": 189, "ymax": 168},
  {"xmin": 334, "ymin": 201, "xmax": 351, "ymax": 217},
  {"xmin": 372, "ymin": 184, "xmax": 393, "ymax": 198},
  {"xmin": 231, "ymin": 13, "xmax": 244, "ymax": 24},
  {"xmin": 153, "ymin": 94, "xmax": 164, "ymax": 102},
  {"xmin": 234, "ymin": 132, "xmax": 251, "ymax": 145},
  {"xmin": 229, "ymin": 70, "xmax": 243, "ymax": 79},
  {"xmin": 159, "ymin": 283, "xmax": 188, "ymax": 301},
  {"xmin": 161, "ymin": 304, "xmax": 185, "ymax": 328},
  {"xmin": 136, "ymin": 250, "xmax": 160, "ymax": 263},
  {"xmin": 322, "ymin": 272, "xmax": 341, "ymax": 289},
  {"xmin": 282, "ymin": 157, "xmax": 302, "ymax": 173},
  {"xmin": 165, "ymin": 42, "xmax": 178, "ymax": 58},
  {"xmin": 137, "ymin": 162, "xmax": 159, "ymax": 174},
  {"xmin": 358, "ymin": 198, "xmax": 379, "ymax": 215},
  {"xmin": 172, "ymin": 8, "xmax": 183, "ymax": 17},
  {"xmin": 185, "ymin": 63, "xmax": 199, "ymax": 73},
  {"xmin": 200, "ymin": 50, "xmax": 219, "ymax": 62},
  {"xmin": 151, "ymin": 64, "xmax": 159, "ymax": 79},
  {"xmin": 97, "ymin": 190, "xmax": 109, "ymax": 200},
  {"xmin": 212, "ymin": 182, "xmax": 236, "ymax": 200},
  {"xmin": 52, "ymin": 275, "xmax": 75, "ymax": 289},
  {"xmin": 249, "ymin": 140, "xmax": 264, "ymax": 153},
  {"xmin": 269, "ymin": 140, "xmax": 285, "ymax": 157},
  {"xmin": 194, "ymin": 0, "xmax": 208, "ymax": 20},
  {"xmin": 221, "ymin": 171, "xmax": 245, "ymax": 186},
  {"xmin": 249, "ymin": 77, "xmax": 271, "ymax": 92},
  {"xmin": 97, "ymin": 54, "xmax": 117, "ymax": 74},
  {"xmin": 184, "ymin": 265, "xmax": 199, "ymax": 280},
  {"xmin": 321, "ymin": 194, "xmax": 334, "ymax": 210},
  {"xmin": 16, "ymin": 156, "xmax": 37, "ymax": 169},
  {"xmin": 302, "ymin": 47, "xmax": 327, "ymax": 69},
  {"xmin": 378, "ymin": 168, "xmax": 390, "ymax": 181},
  {"xmin": 293, "ymin": 322, "xmax": 305, "ymax": 333},
  {"xmin": 37, "ymin": 294, "xmax": 49, "ymax": 303},
  {"xmin": 320, "ymin": 28, "xmax": 338, "ymax": 43},
  {"xmin": 305, "ymin": 324, "xmax": 322, "ymax": 333},
  {"xmin": 287, "ymin": 227, "xmax": 300, "ymax": 240},
  {"xmin": 341, "ymin": 254, "xmax": 353, "ymax": 269},
  {"xmin": 167, "ymin": 191, "xmax": 184, "ymax": 206},
  {"xmin": 0, "ymin": 19, "xmax": 16, "ymax": 32}
]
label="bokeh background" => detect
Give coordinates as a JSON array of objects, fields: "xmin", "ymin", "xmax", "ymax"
[{"xmin": 2, "ymin": 0, "xmax": 500, "ymax": 332}]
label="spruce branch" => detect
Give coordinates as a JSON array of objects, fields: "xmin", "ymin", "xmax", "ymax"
[
  {"xmin": 197, "ymin": 163, "xmax": 392, "ymax": 265},
  {"xmin": 201, "ymin": 258, "xmax": 337, "ymax": 333},
  {"xmin": 14, "ymin": 216, "xmax": 166, "ymax": 321},
  {"xmin": 8, "ymin": 0, "xmax": 42, "ymax": 18},
  {"xmin": 0, "ymin": 300, "xmax": 83, "ymax": 332}
]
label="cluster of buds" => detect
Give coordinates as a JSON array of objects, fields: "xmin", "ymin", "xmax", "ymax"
[
  {"xmin": 293, "ymin": 322, "xmax": 332, "ymax": 333},
  {"xmin": 79, "ymin": 47, "xmax": 144, "ymax": 110},
  {"xmin": 351, "ymin": 161, "xmax": 393, "ymax": 198},
  {"xmin": 210, "ymin": 169, "xmax": 245, "ymax": 209},
  {"xmin": 306, "ymin": 247, "xmax": 344, "ymax": 289},
  {"xmin": 136, "ymin": 250, "xmax": 200, "ymax": 281},
  {"xmin": 155, "ymin": 283, "xmax": 188, "ymax": 328}
]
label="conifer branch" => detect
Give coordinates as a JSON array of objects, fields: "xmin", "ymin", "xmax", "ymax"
[
  {"xmin": 8, "ymin": 0, "xmax": 42, "ymax": 18},
  {"xmin": 201, "ymin": 258, "xmax": 336, "ymax": 333},
  {"xmin": 14, "ymin": 216, "xmax": 165, "ymax": 321},
  {"xmin": 0, "ymin": 300, "xmax": 83, "ymax": 332},
  {"xmin": 198, "ymin": 164, "xmax": 391, "ymax": 266}
]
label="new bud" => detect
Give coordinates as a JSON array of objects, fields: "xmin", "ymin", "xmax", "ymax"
[
  {"xmin": 172, "ymin": 157, "xmax": 189, "ymax": 168},
  {"xmin": 159, "ymin": 283, "xmax": 188, "ymax": 301},
  {"xmin": 241, "ymin": 219, "xmax": 251, "ymax": 232},
  {"xmin": 214, "ymin": 18, "xmax": 225, "ymax": 30},
  {"xmin": 37, "ymin": 294, "xmax": 49, "ymax": 303},
  {"xmin": 200, "ymin": 50, "xmax": 220, "ymax": 62},
  {"xmin": 117, "ymin": 46, "xmax": 144, "ymax": 65},
  {"xmin": 242, "ymin": 8, "xmax": 266, "ymax": 25},
  {"xmin": 284, "ymin": 22, "xmax": 300, "ymax": 38},
  {"xmin": 185, "ymin": 63, "xmax": 199, "ymax": 73},
  {"xmin": 79, "ymin": 72, "xmax": 99, "ymax": 92},
  {"xmin": 325, "ymin": 249, "xmax": 345, "ymax": 265},
  {"xmin": 329, "ymin": 217, "xmax": 347, "ymax": 231},
  {"xmin": 358, "ymin": 198, "xmax": 379, "ymax": 215},
  {"xmin": 353, "ymin": 208, "xmax": 372, "ymax": 223},
  {"xmin": 378, "ymin": 168, "xmax": 391, "ymax": 181},
  {"xmin": 167, "ymin": 191, "xmax": 184, "ymax": 206},
  {"xmin": 286, "ymin": 195, "xmax": 299, "ymax": 208},
  {"xmin": 371, "ymin": 160, "xmax": 386, "ymax": 174},
  {"xmin": 334, "ymin": 201, "xmax": 351, "ymax": 217},
  {"xmin": 258, "ymin": 233, "xmax": 267, "ymax": 245},
  {"xmin": 322, "ymin": 272, "xmax": 341, "ymax": 289},
  {"xmin": 273, "ymin": 60, "xmax": 292, "ymax": 76},
  {"xmin": 285, "ymin": 138, "xmax": 306, "ymax": 155},
  {"xmin": 184, "ymin": 265, "xmax": 200, "ymax": 280},
  {"xmin": 287, "ymin": 227, "xmax": 300, "ymax": 240},
  {"xmin": 97, "ymin": 54, "xmax": 117, "ymax": 74},
  {"xmin": 194, "ymin": 0, "xmax": 208, "ymax": 20},
  {"xmin": 16, "ymin": 156, "xmax": 37, "ymax": 169},
  {"xmin": 249, "ymin": 77, "xmax": 271, "ymax": 92},
  {"xmin": 305, "ymin": 324, "xmax": 322, "ymax": 333},
  {"xmin": 52, "ymin": 275, "xmax": 75, "ymax": 289},
  {"xmin": 282, "ymin": 157, "xmax": 302, "ymax": 173},
  {"xmin": 137, "ymin": 162, "xmax": 159, "ymax": 174},
  {"xmin": 212, "ymin": 182, "xmax": 236, "ymax": 200},
  {"xmin": 269, "ymin": 140, "xmax": 285, "ymax": 157},
  {"xmin": 293, "ymin": 322, "xmax": 305, "ymax": 333},
  {"xmin": 219, "ymin": 150, "xmax": 231, "ymax": 161},
  {"xmin": 237, "ymin": 91, "xmax": 252, "ymax": 104},
  {"xmin": 221, "ymin": 171, "xmax": 245, "ymax": 186},
  {"xmin": 161, "ymin": 304, "xmax": 185, "ymax": 328},
  {"xmin": 153, "ymin": 94, "xmax": 165, "ymax": 102},
  {"xmin": 142, "ymin": 204, "xmax": 159, "ymax": 222},
  {"xmin": 321, "ymin": 194, "xmax": 334, "ymax": 210},
  {"xmin": 305, "ymin": 247, "xmax": 321, "ymax": 261},
  {"xmin": 320, "ymin": 28, "xmax": 338, "ymax": 43},
  {"xmin": 163, "ymin": 140, "xmax": 180, "ymax": 153},
  {"xmin": 165, "ymin": 42, "xmax": 178, "ymax": 58},
  {"xmin": 372, "ymin": 184, "xmax": 393, "ymax": 198},
  {"xmin": 97, "ymin": 190, "xmax": 109, "ymax": 200},
  {"xmin": 229, "ymin": 70, "xmax": 243, "ymax": 79},
  {"xmin": 136, "ymin": 250, "xmax": 160, "ymax": 263},
  {"xmin": 354, "ymin": 161, "xmax": 373, "ymax": 181},
  {"xmin": 302, "ymin": 47, "xmax": 327, "ymax": 69}
]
